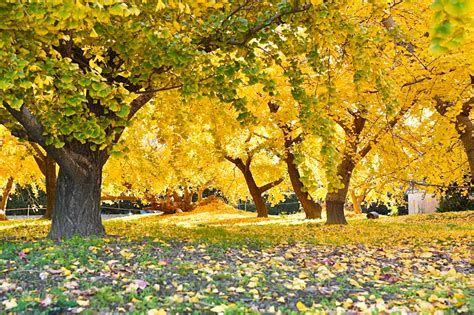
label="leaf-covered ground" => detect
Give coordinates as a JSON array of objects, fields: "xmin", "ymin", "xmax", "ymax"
[{"xmin": 1, "ymin": 202, "xmax": 473, "ymax": 314}]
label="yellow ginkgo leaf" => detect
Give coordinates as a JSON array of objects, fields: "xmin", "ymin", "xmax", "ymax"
[
  {"xmin": 90, "ymin": 28, "xmax": 99, "ymax": 38},
  {"xmin": 296, "ymin": 301, "xmax": 307, "ymax": 311},
  {"xmin": 155, "ymin": 0, "xmax": 166, "ymax": 11}
]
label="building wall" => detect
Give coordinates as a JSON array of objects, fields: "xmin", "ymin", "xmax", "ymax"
[{"xmin": 408, "ymin": 192, "xmax": 440, "ymax": 214}]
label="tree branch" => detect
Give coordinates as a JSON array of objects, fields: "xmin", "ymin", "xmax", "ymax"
[
  {"xmin": 200, "ymin": 3, "xmax": 312, "ymax": 49},
  {"xmin": 259, "ymin": 177, "xmax": 284, "ymax": 193},
  {"xmin": 333, "ymin": 117, "xmax": 352, "ymax": 135},
  {"xmin": 29, "ymin": 142, "xmax": 46, "ymax": 160},
  {"xmin": 127, "ymin": 91, "xmax": 155, "ymax": 121},
  {"xmin": 358, "ymin": 100, "xmax": 415, "ymax": 159},
  {"xmin": 225, "ymin": 155, "xmax": 246, "ymax": 170},
  {"xmin": 2, "ymin": 102, "xmax": 89, "ymax": 176},
  {"xmin": 229, "ymin": 3, "xmax": 311, "ymax": 46}
]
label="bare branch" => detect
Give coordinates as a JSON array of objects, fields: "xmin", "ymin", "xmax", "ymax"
[
  {"xmin": 227, "ymin": 3, "xmax": 312, "ymax": 46},
  {"xmin": 259, "ymin": 177, "xmax": 284, "ymax": 193},
  {"xmin": 358, "ymin": 99, "xmax": 416, "ymax": 159}
]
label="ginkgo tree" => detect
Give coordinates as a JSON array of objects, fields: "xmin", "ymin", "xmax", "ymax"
[
  {"xmin": 1, "ymin": 0, "xmax": 471, "ymax": 238},
  {"xmin": 390, "ymin": 0, "xmax": 473, "ymax": 182},
  {"xmin": 261, "ymin": 0, "xmax": 472, "ymax": 223},
  {"xmin": 102, "ymin": 93, "xmax": 237, "ymax": 213},
  {"xmin": 345, "ymin": 114, "xmax": 470, "ymax": 214},
  {"xmin": 339, "ymin": 0, "xmax": 473, "ymax": 215},
  {"xmin": 231, "ymin": 71, "xmax": 326, "ymax": 219},
  {"xmin": 211, "ymin": 104, "xmax": 289, "ymax": 218},
  {"xmin": 0, "ymin": 0, "xmax": 317, "ymax": 238}
]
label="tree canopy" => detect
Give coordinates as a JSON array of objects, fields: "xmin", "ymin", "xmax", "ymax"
[{"xmin": 0, "ymin": 0, "xmax": 472, "ymax": 238}]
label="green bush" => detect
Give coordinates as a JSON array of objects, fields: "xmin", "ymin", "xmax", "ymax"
[{"xmin": 437, "ymin": 184, "xmax": 474, "ymax": 213}]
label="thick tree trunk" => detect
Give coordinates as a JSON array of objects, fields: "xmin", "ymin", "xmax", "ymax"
[
  {"xmin": 0, "ymin": 177, "xmax": 14, "ymax": 221},
  {"xmin": 325, "ymin": 158, "xmax": 354, "ymax": 225},
  {"xmin": 243, "ymin": 171, "xmax": 269, "ymax": 218},
  {"xmin": 48, "ymin": 160, "xmax": 105, "ymax": 239},
  {"xmin": 325, "ymin": 200, "xmax": 347, "ymax": 224},
  {"xmin": 3, "ymin": 85, "xmax": 154, "ymax": 239},
  {"xmin": 43, "ymin": 155, "xmax": 56, "ymax": 219},
  {"xmin": 286, "ymin": 152, "xmax": 322, "ymax": 219}
]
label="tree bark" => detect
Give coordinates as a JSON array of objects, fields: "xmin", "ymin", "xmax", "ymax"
[
  {"xmin": 183, "ymin": 186, "xmax": 193, "ymax": 211},
  {"xmin": 325, "ymin": 200, "xmax": 347, "ymax": 224},
  {"xmin": 197, "ymin": 186, "xmax": 205, "ymax": 203},
  {"xmin": 350, "ymin": 189, "xmax": 364, "ymax": 214},
  {"xmin": 0, "ymin": 177, "xmax": 14, "ymax": 221},
  {"xmin": 286, "ymin": 151, "xmax": 322, "ymax": 219},
  {"xmin": 48, "ymin": 156, "xmax": 106, "ymax": 239},
  {"xmin": 225, "ymin": 156, "xmax": 284, "ymax": 218},
  {"xmin": 242, "ymin": 170, "xmax": 269, "ymax": 218},
  {"xmin": 325, "ymin": 157, "xmax": 354, "ymax": 225},
  {"xmin": 43, "ymin": 155, "xmax": 56, "ymax": 219}
]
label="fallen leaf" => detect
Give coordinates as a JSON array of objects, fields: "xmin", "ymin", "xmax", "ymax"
[
  {"xmin": 76, "ymin": 299, "xmax": 90, "ymax": 307},
  {"xmin": 210, "ymin": 305, "xmax": 227, "ymax": 313},
  {"xmin": 40, "ymin": 295, "xmax": 53, "ymax": 307},
  {"xmin": 2, "ymin": 298, "xmax": 17, "ymax": 310},
  {"xmin": 296, "ymin": 301, "xmax": 307, "ymax": 311}
]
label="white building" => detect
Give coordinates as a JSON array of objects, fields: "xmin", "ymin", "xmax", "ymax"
[{"xmin": 408, "ymin": 190, "xmax": 440, "ymax": 214}]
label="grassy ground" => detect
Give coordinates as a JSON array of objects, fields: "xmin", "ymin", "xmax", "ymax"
[{"xmin": 0, "ymin": 201, "xmax": 473, "ymax": 314}]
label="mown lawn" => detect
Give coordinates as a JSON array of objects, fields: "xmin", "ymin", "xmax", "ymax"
[{"xmin": 1, "ymin": 201, "xmax": 473, "ymax": 314}]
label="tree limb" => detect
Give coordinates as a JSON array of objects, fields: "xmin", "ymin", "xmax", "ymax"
[
  {"xmin": 259, "ymin": 177, "xmax": 284, "ymax": 193},
  {"xmin": 225, "ymin": 155, "xmax": 246, "ymax": 171},
  {"xmin": 358, "ymin": 100, "xmax": 415, "ymax": 159},
  {"xmin": 229, "ymin": 3, "xmax": 311, "ymax": 46},
  {"xmin": 2, "ymin": 102, "xmax": 89, "ymax": 177}
]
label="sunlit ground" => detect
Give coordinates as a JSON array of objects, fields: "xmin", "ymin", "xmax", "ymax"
[{"xmin": 0, "ymin": 200, "xmax": 472, "ymax": 313}]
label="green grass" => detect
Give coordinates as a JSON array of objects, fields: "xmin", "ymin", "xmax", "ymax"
[{"xmin": 0, "ymin": 207, "xmax": 473, "ymax": 314}]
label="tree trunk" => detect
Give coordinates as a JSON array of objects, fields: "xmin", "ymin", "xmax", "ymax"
[
  {"xmin": 3, "ymin": 86, "xmax": 154, "ymax": 239},
  {"xmin": 48, "ymin": 159, "xmax": 105, "ymax": 239},
  {"xmin": 197, "ymin": 186, "xmax": 205, "ymax": 203},
  {"xmin": 183, "ymin": 186, "xmax": 193, "ymax": 211},
  {"xmin": 242, "ymin": 171, "xmax": 269, "ymax": 218},
  {"xmin": 325, "ymin": 158, "xmax": 354, "ymax": 225},
  {"xmin": 0, "ymin": 177, "xmax": 14, "ymax": 221},
  {"xmin": 350, "ymin": 190, "xmax": 364, "ymax": 214},
  {"xmin": 43, "ymin": 155, "xmax": 56, "ymax": 219},
  {"xmin": 325, "ymin": 200, "xmax": 347, "ymax": 224},
  {"xmin": 225, "ymin": 156, "xmax": 283, "ymax": 218},
  {"xmin": 456, "ymin": 107, "xmax": 474, "ymax": 180},
  {"xmin": 286, "ymin": 151, "xmax": 322, "ymax": 219}
]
